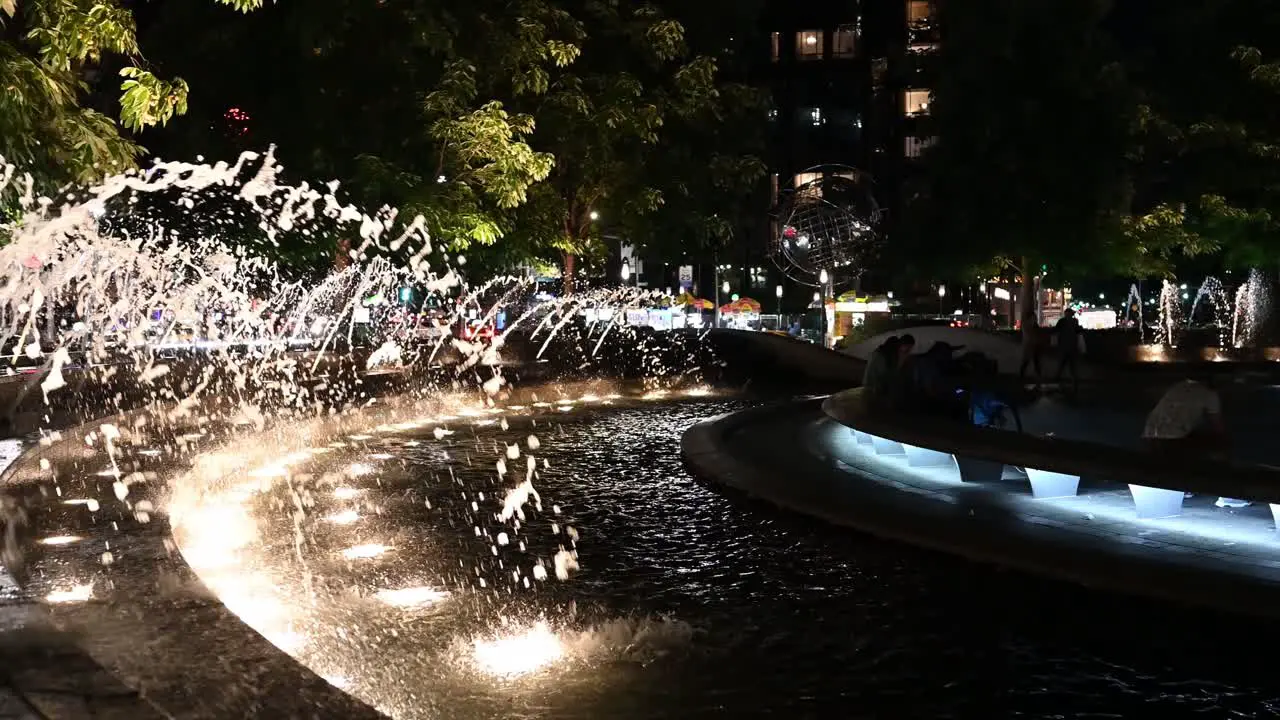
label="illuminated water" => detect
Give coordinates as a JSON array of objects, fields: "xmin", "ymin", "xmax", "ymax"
[
  {"xmin": 5, "ymin": 150, "xmax": 1280, "ymax": 719},
  {"xmin": 22, "ymin": 396, "xmax": 1280, "ymax": 719}
]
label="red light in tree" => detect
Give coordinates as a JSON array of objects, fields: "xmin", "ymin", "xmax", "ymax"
[{"xmin": 223, "ymin": 107, "xmax": 251, "ymax": 137}]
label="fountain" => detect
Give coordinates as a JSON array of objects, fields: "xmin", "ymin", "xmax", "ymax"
[
  {"xmin": 1187, "ymin": 276, "xmax": 1230, "ymax": 347},
  {"xmin": 1138, "ymin": 271, "xmax": 1275, "ymax": 361},
  {"xmin": 1233, "ymin": 268, "xmax": 1271, "ymax": 349},
  {"xmin": 1155, "ymin": 279, "xmax": 1183, "ymax": 348},
  {"xmin": 1121, "ymin": 283, "xmax": 1144, "ymax": 343},
  {"xmin": 5, "ymin": 147, "xmax": 1280, "ymax": 718}
]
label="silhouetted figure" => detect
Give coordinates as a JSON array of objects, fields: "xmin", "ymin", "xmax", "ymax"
[
  {"xmin": 1053, "ymin": 308, "xmax": 1082, "ymax": 396},
  {"xmin": 906, "ymin": 340, "xmax": 966, "ymax": 418},
  {"xmin": 1019, "ymin": 309, "xmax": 1043, "ymax": 390}
]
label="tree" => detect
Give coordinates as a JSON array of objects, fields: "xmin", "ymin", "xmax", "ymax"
[
  {"xmin": 0, "ymin": 0, "xmax": 261, "ymax": 202},
  {"xmin": 903, "ymin": 0, "xmax": 1133, "ymax": 298},
  {"xmin": 1112, "ymin": 0, "xmax": 1280, "ymax": 275}
]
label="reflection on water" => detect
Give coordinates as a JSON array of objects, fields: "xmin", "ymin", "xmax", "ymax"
[{"xmin": 159, "ymin": 399, "xmax": 1280, "ymax": 719}]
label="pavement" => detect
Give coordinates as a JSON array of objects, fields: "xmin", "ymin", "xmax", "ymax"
[{"xmin": 0, "ymin": 436, "xmax": 169, "ymax": 720}]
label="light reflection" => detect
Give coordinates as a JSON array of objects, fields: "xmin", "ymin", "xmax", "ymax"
[
  {"xmin": 347, "ymin": 462, "xmax": 374, "ymax": 477},
  {"xmin": 325, "ymin": 510, "xmax": 360, "ymax": 525},
  {"xmin": 39, "ymin": 535, "xmax": 81, "ymax": 546},
  {"xmin": 62, "ymin": 498, "xmax": 100, "ymax": 511},
  {"xmin": 375, "ymin": 586, "xmax": 449, "ymax": 608},
  {"xmin": 46, "ymin": 584, "xmax": 93, "ymax": 603},
  {"xmin": 341, "ymin": 543, "xmax": 390, "ymax": 560},
  {"xmin": 473, "ymin": 622, "xmax": 564, "ymax": 677},
  {"xmin": 333, "ymin": 487, "xmax": 363, "ymax": 500}
]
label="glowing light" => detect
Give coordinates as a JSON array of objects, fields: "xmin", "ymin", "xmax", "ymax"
[
  {"xmin": 325, "ymin": 510, "xmax": 360, "ymax": 525},
  {"xmin": 62, "ymin": 499, "xmax": 99, "ymax": 511},
  {"xmin": 375, "ymin": 586, "xmax": 449, "ymax": 608},
  {"xmin": 46, "ymin": 584, "xmax": 93, "ymax": 603},
  {"xmin": 684, "ymin": 387, "xmax": 712, "ymax": 397},
  {"xmin": 341, "ymin": 543, "xmax": 390, "ymax": 560},
  {"xmin": 333, "ymin": 487, "xmax": 363, "ymax": 500},
  {"xmin": 248, "ymin": 464, "xmax": 289, "ymax": 479},
  {"xmin": 265, "ymin": 630, "xmax": 307, "ymax": 653},
  {"xmin": 346, "ymin": 462, "xmax": 374, "ymax": 477},
  {"xmin": 369, "ymin": 453, "xmax": 394, "ymax": 460},
  {"xmin": 39, "ymin": 535, "xmax": 81, "ymax": 546},
  {"xmin": 348, "ymin": 434, "xmax": 374, "ymax": 441},
  {"xmin": 473, "ymin": 622, "xmax": 564, "ymax": 677}
]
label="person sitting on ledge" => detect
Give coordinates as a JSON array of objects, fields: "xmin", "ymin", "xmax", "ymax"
[
  {"xmin": 905, "ymin": 340, "xmax": 966, "ymax": 419},
  {"xmin": 1141, "ymin": 375, "xmax": 1244, "ymax": 506},
  {"xmin": 863, "ymin": 334, "xmax": 914, "ymax": 408}
]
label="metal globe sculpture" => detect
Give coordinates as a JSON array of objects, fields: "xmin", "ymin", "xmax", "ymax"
[{"xmin": 770, "ymin": 166, "xmax": 882, "ymax": 286}]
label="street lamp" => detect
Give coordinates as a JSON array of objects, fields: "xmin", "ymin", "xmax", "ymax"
[
  {"xmin": 938, "ymin": 284, "xmax": 946, "ymax": 316},
  {"xmin": 620, "ymin": 261, "xmax": 632, "ymax": 282},
  {"xmin": 722, "ymin": 280, "xmax": 730, "ymax": 295},
  {"xmin": 818, "ymin": 269, "xmax": 829, "ymax": 284},
  {"xmin": 775, "ymin": 284, "xmax": 784, "ymax": 326},
  {"xmin": 589, "ymin": 211, "xmax": 599, "ymax": 221}
]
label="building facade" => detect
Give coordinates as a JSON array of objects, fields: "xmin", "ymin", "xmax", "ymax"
[{"xmin": 763, "ymin": 0, "xmax": 937, "ymax": 289}]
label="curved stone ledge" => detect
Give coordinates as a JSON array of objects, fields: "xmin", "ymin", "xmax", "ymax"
[
  {"xmin": 824, "ymin": 388, "xmax": 1280, "ymax": 507},
  {"xmin": 682, "ymin": 396, "xmax": 1280, "ymax": 619}
]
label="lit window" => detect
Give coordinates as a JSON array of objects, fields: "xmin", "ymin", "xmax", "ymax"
[
  {"xmin": 907, "ymin": 0, "xmax": 932, "ymax": 25},
  {"xmin": 771, "ymin": 32, "xmax": 780, "ymax": 62},
  {"xmin": 794, "ymin": 171, "xmax": 822, "ymax": 188},
  {"xmin": 904, "ymin": 89, "xmax": 931, "ymax": 116},
  {"xmin": 796, "ymin": 31, "xmax": 823, "ymax": 60},
  {"xmin": 833, "ymin": 27, "xmax": 856, "ymax": 58}
]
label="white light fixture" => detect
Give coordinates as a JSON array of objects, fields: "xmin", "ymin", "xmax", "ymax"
[
  {"xmin": 775, "ymin": 285, "xmax": 784, "ymax": 298},
  {"xmin": 620, "ymin": 262, "xmax": 632, "ymax": 281},
  {"xmin": 979, "ymin": 282, "xmax": 987, "ymax": 293},
  {"xmin": 938, "ymin": 285, "xmax": 946, "ymax": 298},
  {"xmin": 589, "ymin": 211, "xmax": 599, "ymax": 221},
  {"xmin": 887, "ymin": 291, "xmax": 894, "ymax": 299},
  {"xmin": 818, "ymin": 269, "xmax": 829, "ymax": 284},
  {"xmin": 722, "ymin": 281, "xmax": 730, "ymax": 294}
]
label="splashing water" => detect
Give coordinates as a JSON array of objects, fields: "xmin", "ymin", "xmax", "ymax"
[
  {"xmin": 1122, "ymin": 283, "xmax": 1144, "ymax": 344},
  {"xmin": 1233, "ymin": 269, "xmax": 1271, "ymax": 349},
  {"xmin": 1156, "ymin": 279, "xmax": 1183, "ymax": 348},
  {"xmin": 1187, "ymin": 276, "xmax": 1230, "ymax": 347}
]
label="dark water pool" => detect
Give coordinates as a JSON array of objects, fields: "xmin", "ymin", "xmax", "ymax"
[{"xmin": 202, "ymin": 398, "xmax": 1280, "ymax": 719}]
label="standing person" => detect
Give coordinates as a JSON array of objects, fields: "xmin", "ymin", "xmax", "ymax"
[
  {"xmin": 1053, "ymin": 308, "xmax": 1083, "ymax": 396},
  {"xmin": 1019, "ymin": 309, "xmax": 1043, "ymax": 390}
]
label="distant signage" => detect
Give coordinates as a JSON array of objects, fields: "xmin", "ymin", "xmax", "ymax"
[
  {"xmin": 678, "ymin": 265, "xmax": 694, "ymax": 289},
  {"xmin": 992, "ymin": 287, "xmax": 1011, "ymax": 301}
]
